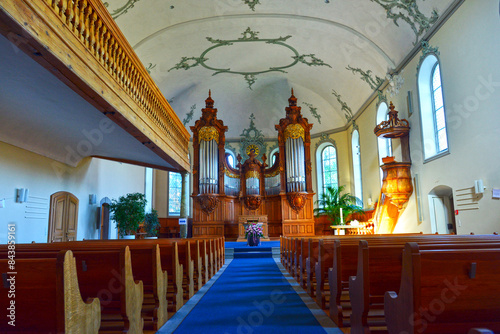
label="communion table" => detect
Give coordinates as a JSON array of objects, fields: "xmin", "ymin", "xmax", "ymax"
[{"xmin": 236, "ymin": 215, "xmax": 270, "ymax": 241}]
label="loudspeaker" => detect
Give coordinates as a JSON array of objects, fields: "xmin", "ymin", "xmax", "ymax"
[
  {"xmin": 16, "ymin": 188, "xmax": 25, "ymax": 203},
  {"xmin": 474, "ymin": 179, "xmax": 484, "ymax": 194},
  {"xmin": 16, "ymin": 188, "xmax": 29, "ymax": 203}
]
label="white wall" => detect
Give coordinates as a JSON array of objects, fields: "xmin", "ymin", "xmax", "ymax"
[
  {"xmin": 355, "ymin": 0, "xmax": 500, "ymax": 234},
  {"xmin": 0, "ymin": 141, "xmax": 146, "ymax": 243}
]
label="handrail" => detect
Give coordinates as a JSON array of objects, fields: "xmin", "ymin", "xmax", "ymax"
[{"xmin": 43, "ymin": 0, "xmax": 190, "ymax": 158}]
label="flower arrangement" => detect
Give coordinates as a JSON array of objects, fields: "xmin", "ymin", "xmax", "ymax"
[{"xmin": 245, "ymin": 223, "xmax": 263, "ymax": 246}]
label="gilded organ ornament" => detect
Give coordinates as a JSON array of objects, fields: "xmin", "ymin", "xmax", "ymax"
[
  {"xmin": 284, "ymin": 124, "xmax": 305, "ymax": 141},
  {"xmin": 198, "ymin": 126, "xmax": 219, "ymax": 143}
]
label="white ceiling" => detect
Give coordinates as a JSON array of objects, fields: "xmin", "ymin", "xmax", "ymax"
[{"xmin": 107, "ymin": 0, "xmax": 456, "ymax": 139}]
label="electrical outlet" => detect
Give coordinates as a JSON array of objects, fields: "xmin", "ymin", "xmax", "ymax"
[{"xmin": 0, "ymin": 199, "xmax": 5, "ymax": 208}]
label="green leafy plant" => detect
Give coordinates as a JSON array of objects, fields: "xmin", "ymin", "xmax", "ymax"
[
  {"xmin": 314, "ymin": 185, "xmax": 363, "ymax": 226},
  {"xmin": 144, "ymin": 209, "xmax": 160, "ymax": 237},
  {"xmin": 110, "ymin": 192, "xmax": 147, "ymax": 237}
]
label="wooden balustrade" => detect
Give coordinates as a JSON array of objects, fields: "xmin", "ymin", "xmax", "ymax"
[
  {"xmin": 0, "ymin": 0, "xmax": 190, "ymax": 171},
  {"xmin": 48, "ymin": 0, "xmax": 189, "ymax": 156}
]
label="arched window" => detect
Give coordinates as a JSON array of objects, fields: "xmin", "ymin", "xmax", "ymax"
[
  {"xmin": 418, "ymin": 54, "xmax": 449, "ymax": 160},
  {"xmin": 144, "ymin": 168, "xmax": 154, "ymax": 213},
  {"xmin": 316, "ymin": 142, "xmax": 338, "ymax": 199},
  {"xmin": 225, "ymin": 149, "xmax": 236, "ymax": 168},
  {"xmin": 377, "ymin": 102, "xmax": 392, "ymax": 184},
  {"xmin": 168, "ymin": 172, "xmax": 182, "ymax": 216},
  {"xmin": 351, "ymin": 130, "xmax": 363, "ymax": 206},
  {"xmin": 269, "ymin": 147, "xmax": 279, "ymax": 166}
]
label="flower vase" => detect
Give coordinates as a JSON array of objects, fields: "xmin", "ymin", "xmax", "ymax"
[{"xmin": 247, "ymin": 234, "xmax": 260, "ymax": 247}]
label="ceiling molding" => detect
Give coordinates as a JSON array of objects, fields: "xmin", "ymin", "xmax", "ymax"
[
  {"xmin": 350, "ymin": 0, "xmax": 465, "ymax": 126},
  {"xmin": 132, "ymin": 13, "xmax": 396, "ymax": 67}
]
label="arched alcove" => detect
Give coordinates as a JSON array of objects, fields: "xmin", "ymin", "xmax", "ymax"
[{"xmin": 428, "ymin": 185, "xmax": 456, "ymax": 234}]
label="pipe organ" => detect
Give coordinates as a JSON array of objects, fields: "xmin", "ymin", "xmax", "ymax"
[{"xmin": 191, "ymin": 90, "xmax": 315, "ymax": 238}]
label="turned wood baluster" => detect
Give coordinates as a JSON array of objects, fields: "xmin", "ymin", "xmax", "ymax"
[
  {"xmin": 101, "ymin": 27, "xmax": 109, "ymax": 65},
  {"xmin": 51, "ymin": 0, "xmax": 61, "ymax": 15},
  {"xmin": 121, "ymin": 57, "xmax": 129, "ymax": 91},
  {"xmin": 94, "ymin": 18, "xmax": 103, "ymax": 59},
  {"xmin": 107, "ymin": 38, "xmax": 116, "ymax": 73},
  {"xmin": 78, "ymin": 0, "xmax": 87, "ymax": 43},
  {"xmin": 102, "ymin": 26, "xmax": 111, "ymax": 68},
  {"xmin": 83, "ymin": 4, "xmax": 92, "ymax": 48},
  {"xmin": 72, "ymin": 0, "xmax": 80, "ymax": 36},
  {"xmin": 122, "ymin": 53, "xmax": 129, "ymax": 88},
  {"xmin": 131, "ymin": 68, "xmax": 138, "ymax": 99},
  {"xmin": 59, "ymin": 0, "xmax": 67, "ymax": 22},
  {"xmin": 125, "ymin": 59, "xmax": 132, "ymax": 92},
  {"xmin": 89, "ymin": 12, "xmax": 98, "ymax": 54},
  {"xmin": 65, "ymin": 0, "xmax": 74, "ymax": 30},
  {"xmin": 138, "ymin": 78, "xmax": 145, "ymax": 106},
  {"xmin": 116, "ymin": 48, "xmax": 124, "ymax": 82}
]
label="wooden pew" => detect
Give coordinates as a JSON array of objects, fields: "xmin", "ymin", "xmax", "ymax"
[
  {"xmin": 323, "ymin": 235, "xmax": 500, "ymax": 328},
  {"xmin": 314, "ymin": 234, "xmax": 424, "ymax": 306},
  {"xmin": 350, "ymin": 240, "xmax": 500, "ymax": 334},
  {"xmin": 0, "ymin": 250, "xmax": 100, "ymax": 333},
  {"xmin": 1, "ymin": 240, "xmax": 176, "ymax": 329},
  {"xmin": 5, "ymin": 246, "xmax": 144, "ymax": 332},
  {"xmin": 385, "ymin": 243, "xmax": 500, "ymax": 334}
]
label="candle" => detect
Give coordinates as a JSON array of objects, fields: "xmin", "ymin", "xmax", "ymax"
[{"xmin": 340, "ymin": 208, "xmax": 344, "ymax": 225}]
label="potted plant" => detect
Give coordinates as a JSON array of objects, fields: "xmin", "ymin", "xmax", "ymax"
[
  {"xmin": 144, "ymin": 209, "xmax": 160, "ymax": 239},
  {"xmin": 245, "ymin": 223, "xmax": 263, "ymax": 247},
  {"xmin": 314, "ymin": 185, "xmax": 363, "ymax": 227},
  {"xmin": 110, "ymin": 192, "xmax": 147, "ymax": 239}
]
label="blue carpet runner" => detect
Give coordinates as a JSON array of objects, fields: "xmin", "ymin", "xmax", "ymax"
[{"xmin": 163, "ymin": 256, "xmax": 339, "ymax": 334}]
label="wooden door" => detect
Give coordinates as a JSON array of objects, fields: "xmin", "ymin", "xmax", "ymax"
[
  {"xmin": 100, "ymin": 203, "xmax": 110, "ymax": 240},
  {"xmin": 48, "ymin": 192, "xmax": 79, "ymax": 242}
]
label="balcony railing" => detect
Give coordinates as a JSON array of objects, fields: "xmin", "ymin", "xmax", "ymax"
[{"xmin": 0, "ymin": 0, "xmax": 190, "ymax": 171}]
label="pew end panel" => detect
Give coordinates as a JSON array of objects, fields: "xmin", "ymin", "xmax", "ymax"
[{"xmin": 385, "ymin": 242, "xmax": 500, "ymax": 334}]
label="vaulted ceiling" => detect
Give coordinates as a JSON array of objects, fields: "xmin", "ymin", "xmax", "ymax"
[{"xmin": 107, "ymin": 0, "xmax": 456, "ymax": 139}]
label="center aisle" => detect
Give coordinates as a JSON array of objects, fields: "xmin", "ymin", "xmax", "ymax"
[{"xmin": 158, "ymin": 250, "xmax": 342, "ymax": 334}]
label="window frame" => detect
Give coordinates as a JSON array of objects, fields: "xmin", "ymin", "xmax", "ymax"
[
  {"xmin": 376, "ymin": 102, "xmax": 393, "ymax": 185},
  {"xmin": 167, "ymin": 171, "xmax": 183, "ymax": 217},
  {"xmin": 430, "ymin": 63, "xmax": 447, "ymax": 154},
  {"xmin": 417, "ymin": 53, "xmax": 450, "ymax": 163},
  {"xmin": 315, "ymin": 141, "xmax": 339, "ymax": 203},
  {"xmin": 351, "ymin": 129, "xmax": 363, "ymax": 207}
]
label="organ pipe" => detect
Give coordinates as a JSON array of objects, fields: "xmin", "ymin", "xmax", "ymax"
[
  {"xmin": 199, "ymin": 138, "xmax": 219, "ymax": 194},
  {"xmin": 285, "ymin": 137, "xmax": 305, "ymax": 192}
]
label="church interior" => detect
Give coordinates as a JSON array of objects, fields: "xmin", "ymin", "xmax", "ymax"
[{"xmin": 1, "ymin": 0, "xmax": 499, "ymax": 333}]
